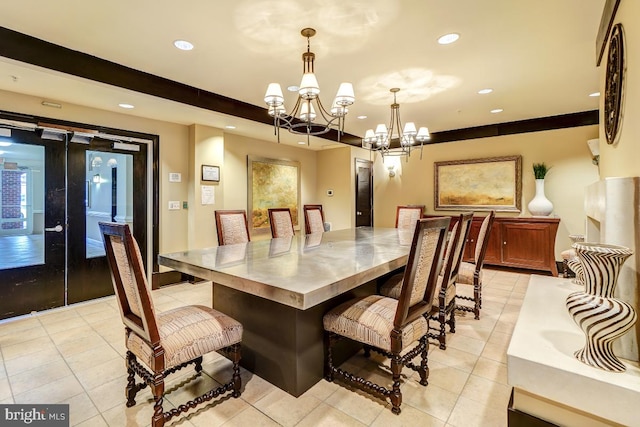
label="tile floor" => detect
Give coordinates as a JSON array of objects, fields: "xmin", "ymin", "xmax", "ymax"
[{"xmin": 0, "ymin": 268, "xmax": 530, "ymax": 426}]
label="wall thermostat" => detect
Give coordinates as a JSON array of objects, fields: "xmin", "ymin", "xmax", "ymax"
[{"xmin": 327, "ymin": 189, "xmax": 334, "ymax": 196}]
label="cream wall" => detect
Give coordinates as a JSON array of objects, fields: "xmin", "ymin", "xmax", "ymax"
[
  {"xmin": 316, "ymin": 147, "xmax": 352, "ymax": 230},
  {"xmin": 599, "ymin": 0, "xmax": 640, "ymax": 178},
  {"xmin": 371, "ymin": 125, "xmax": 600, "ymax": 259}
]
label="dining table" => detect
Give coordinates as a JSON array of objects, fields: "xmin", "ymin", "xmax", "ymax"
[{"xmin": 158, "ymin": 226, "xmax": 413, "ymax": 396}]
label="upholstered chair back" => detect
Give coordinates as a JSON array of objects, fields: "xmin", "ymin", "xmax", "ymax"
[
  {"xmin": 268, "ymin": 208, "xmax": 295, "ymax": 238},
  {"xmin": 215, "ymin": 210, "xmax": 250, "ymax": 246}
]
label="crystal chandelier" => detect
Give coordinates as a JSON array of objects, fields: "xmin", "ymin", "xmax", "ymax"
[
  {"xmin": 264, "ymin": 28, "xmax": 355, "ymax": 143},
  {"xmin": 361, "ymin": 88, "xmax": 430, "ymax": 159}
]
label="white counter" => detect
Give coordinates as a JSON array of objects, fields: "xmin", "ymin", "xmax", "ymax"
[{"xmin": 507, "ymin": 275, "xmax": 640, "ymax": 426}]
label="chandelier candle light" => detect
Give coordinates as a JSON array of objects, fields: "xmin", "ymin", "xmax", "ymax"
[
  {"xmin": 264, "ymin": 28, "xmax": 355, "ymax": 144},
  {"xmin": 362, "ymin": 88, "xmax": 430, "ymax": 160}
]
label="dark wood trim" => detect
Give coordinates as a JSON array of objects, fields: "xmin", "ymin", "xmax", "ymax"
[
  {"xmin": 0, "ymin": 26, "xmax": 358, "ymax": 145},
  {"xmin": 428, "ymin": 111, "xmax": 599, "ymax": 145},
  {"xmin": 508, "ymin": 389, "xmax": 559, "ymax": 427},
  {"xmin": 0, "ymin": 27, "xmax": 597, "ymax": 149},
  {"xmin": 151, "ymin": 270, "xmax": 185, "ymax": 290},
  {"xmin": 596, "ymin": 0, "xmax": 621, "ymax": 66}
]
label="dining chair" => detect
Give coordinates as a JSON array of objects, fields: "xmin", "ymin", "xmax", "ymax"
[
  {"xmin": 455, "ymin": 211, "xmax": 495, "ymax": 319},
  {"xmin": 99, "ymin": 222, "xmax": 243, "ymax": 427},
  {"xmin": 395, "ymin": 205, "xmax": 425, "ymax": 231},
  {"xmin": 381, "ymin": 212, "xmax": 473, "ymax": 349},
  {"xmin": 215, "ymin": 209, "xmax": 250, "ymax": 245},
  {"xmin": 268, "ymin": 207, "xmax": 295, "ymax": 238},
  {"xmin": 303, "ymin": 204, "xmax": 325, "ymax": 234},
  {"xmin": 323, "ymin": 217, "xmax": 450, "ymax": 414}
]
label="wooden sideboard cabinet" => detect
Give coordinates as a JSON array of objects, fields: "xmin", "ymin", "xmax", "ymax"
[{"xmin": 459, "ymin": 216, "xmax": 560, "ymax": 276}]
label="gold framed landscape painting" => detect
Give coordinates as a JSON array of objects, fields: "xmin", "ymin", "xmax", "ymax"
[
  {"xmin": 434, "ymin": 155, "xmax": 522, "ymax": 212},
  {"xmin": 247, "ymin": 156, "xmax": 300, "ymax": 234}
]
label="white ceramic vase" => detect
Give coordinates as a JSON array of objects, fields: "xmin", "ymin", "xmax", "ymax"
[
  {"xmin": 566, "ymin": 243, "xmax": 636, "ymax": 372},
  {"xmin": 527, "ymin": 178, "xmax": 553, "ymax": 216}
]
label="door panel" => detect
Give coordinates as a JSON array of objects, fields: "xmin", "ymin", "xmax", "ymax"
[
  {"xmin": 0, "ymin": 129, "xmax": 65, "ymax": 319},
  {"xmin": 355, "ymin": 159, "xmax": 373, "ymax": 227}
]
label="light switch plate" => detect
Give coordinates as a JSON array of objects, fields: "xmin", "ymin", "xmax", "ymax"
[{"xmin": 168, "ymin": 201, "xmax": 181, "ymax": 210}]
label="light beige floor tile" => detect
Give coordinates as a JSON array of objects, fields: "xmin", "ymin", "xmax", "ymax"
[
  {"xmin": 300, "ymin": 378, "xmax": 339, "ymax": 401},
  {"xmin": 0, "ymin": 316, "xmax": 41, "ymax": 338},
  {"xmin": 85, "ymin": 375, "xmax": 130, "ymax": 413},
  {"xmin": 14, "ymin": 374, "xmax": 83, "ymax": 404},
  {"xmin": 101, "ymin": 395, "xmax": 175, "ymax": 427},
  {"xmin": 402, "ymin": 381, "xmax": 458, "ymax": 421},
  {"xmin": 43, "ymin": 316, "xmax": 90, "ymax": 336},
  {"xmin": 445, "ymin": 333, "xmax": 486, "ymax": 356},
  {"xmin": 74, "ymin": 300, "xmax": 116, "ymax": 316},
  {"xmin": 186, "ymin": 395, "xmax": 250, "ymax": 427},
  {"xmin": 0, "ymin": 324, "xmax": 48, "ymax": 346},
  {"xmin": 164, "ymin": 371, "xmax": 223, "ymax": 406},
  {"xmin": 64, "ymin": 343, "xmax": 121, "ymax": 373},
  {"xmin": 75, "ymin": 357, "xmax": 127, "ymax": 391},
  {"xmin": 422, "ymin": 360, "xmax": 470, "ymax": 394},
  {"xmin": 1, "ymin": 335, "xmax": 56, "ymax": 361},
  {"xmin": 36, "ymin": 307, "xmax": 82, "ymax": 325},
  {"xmin": 471, "ymin": 357, "xmax": 508, "ymax": 385},
  {"xmin": 223, "ymin": 406, "xmax": 282, "ymax": 426},
  {"xmin": 371, "ymin": 403, "xmax": 446, "ymax": 427},
  {"xmin": 9, "ymin": 359, "xmax": 72, "ymax": 395},
  {"xmin": 236, "ymin": 371, "xmax": 277, "ymax": 405},
  {"xmin": 254, "ymin": 387, "xmax": 323, "ymax": 427},
  {"xmin": 4, "ymin": 346, "xmax": 62, "ymax": 377},
  {"xmin": 49, "ymin": 324, "xmax": 96, "ymax": 346},
  {"xmin": 80, "ymin": 308, "xmax": 119, "ymax": 325},
  {"xmin": 459, "ymin": 374, "xmax": 512, "ymax": 409},
  {"xmin": 64, "ymin": 392, "xmax": 100, "ymax": 426},
  {"xmin": 297, "ymin": 402, "xmax": 366, "ymax": 427},
  {"xmin": 324, "ymin": 385, "xmax": 386, "ymax": 425},
  {"xmin": 0, "ymin": 377, "xmax": 12, "ymax": 401},
  {"xmin": 56, "ymin": 334, "xmax": 108, "ymax": 359},
  {"xmin": 428, "ymin": 346, "xmax": 479, "ymax": 373},
  {"xmin": 74, "ymin": 414, "xmax": 109, "ymax": 427},
  {"xmin": 453, "ymin": 323, "xmax": 492, "ymax": 342},
  {"xmin": 447, "ymin": 395, "xmax": 507, "ymax": 427}
]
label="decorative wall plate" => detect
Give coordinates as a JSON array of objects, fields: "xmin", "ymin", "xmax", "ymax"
[{"xmin": 604, "ymin": 23, "xmax": 624, "ymax": 145}]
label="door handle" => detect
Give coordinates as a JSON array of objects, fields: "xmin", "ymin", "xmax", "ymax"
[
  {"xmin": 45, "ymin": 225, "xmax": 64, "ymax": 232},
  {"xmin": 356, "ymin": 211, "xmax": 362, "ymax": 216}
]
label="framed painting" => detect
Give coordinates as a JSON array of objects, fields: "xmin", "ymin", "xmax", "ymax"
[
  {"xmin": 247, "ymin": 156, "xmax": 300, "ymax": 235},
  {"xmin": 434, "ymin": 155, "xmax": 522, "ymax": 212}
]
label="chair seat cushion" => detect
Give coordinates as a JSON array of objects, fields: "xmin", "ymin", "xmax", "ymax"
[
  {"xmin": 323, "ymin": 295, "xmax": 428, "ymax": 352},
  {"xmin": 127, "ymin": 305, "xmax": 243, "ymax": 370},
  {"xmin": 456, "ymin": 262, "xmax": 483, "ymax": 286}
]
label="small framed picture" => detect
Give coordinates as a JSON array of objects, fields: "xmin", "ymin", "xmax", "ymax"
[{"xmin": 202, "ymin": 165, "xmax": 220, "ymax": 182}]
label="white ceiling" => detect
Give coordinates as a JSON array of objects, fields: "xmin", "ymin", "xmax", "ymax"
[{"xmin": 0, "ymin": 0, "xmax": 605, "ymax": 150}]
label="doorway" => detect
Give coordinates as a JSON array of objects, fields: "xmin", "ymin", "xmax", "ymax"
[
  {"xmin": 355, "ymin": 158, "xmax": 373, "ymax": 227},
  {"xmin": 0, "ymin": 126, "xmax": 148, "ymax": 319}
]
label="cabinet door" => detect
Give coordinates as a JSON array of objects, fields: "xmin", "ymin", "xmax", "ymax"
[
  {"xmin": 483, "ymin": 223, "xmax": 502, "ymax": 264},
  {"xmin": 501, "ymin": 222, "xmax": 551, "ymax": 270},
  {"xmin": 463, "ymin": 222, "xmax": 481, "ymax": 262}
]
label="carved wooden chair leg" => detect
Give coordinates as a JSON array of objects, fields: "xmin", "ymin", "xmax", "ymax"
[
  {"xmin": 151, "ymin": 372, "xmax": 166, "ymax": 427},
  {"xmin": 474, "ymin": 278, "xmax": 481, "ymax": 319},
  {"xmin": 448, "ymin": 307, "xmax": 456, "ymax": 333},
  {"xmin": 363, "ymin": 345, "xmax": 371, "ymax": 358},
  {"xmin": 324, "ymin": 332, "xmax": 335, "ymax": 382},
  {"xmin": 418, "ymin": 335, "xmax": 429, "ymax": 386},
  {"xmin": 228, "ymin": 344, "xmax": 242, "ymax": 398},
  {"xmin": 438, "ymin": 310, "xmax": 447, "ymax": 350},
  {"xmin": 125, "ymin": 351, "xmax": 138, "ymax": 407},
  {"xmin": 390, "ymin": 355, "xmax": 402, "ymax": 414}
]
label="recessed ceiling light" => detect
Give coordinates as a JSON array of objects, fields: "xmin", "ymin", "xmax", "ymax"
[
  {"xmin": 437, "ymin": 33, "xmax": 460, "ymax": 45},
  {"xmin": 173, "ymin": 40, "xmax": 194, "ymax": 51},
  {"xmin": 298, "ymin": 141, "xmax": 307, "ymax": 145},
  {"xmin": 490, "ymin": 108, "xmax": 503, "ymax": 113},
  {"xmin": 118, "ymin": 103, "xmax": 134, "ymax": 109},
  {"xmin": 287, "ymin": 85, "xmax": 299, "ymax": 92},
  {"xmin": 589, "ymin": 92, "xmax": 600, "ymax": 97},
  {"xmin": 0, "ymin": 141, "xmax": 12, "ymax": 147},
  {"xmin": 225, "ymin": 125, "xmax": 236, "ymax": 129},
  {"xmin": 478, "ymin": 88, "xmax": 493, "ymax": 95},
  {"xmin": 357, "ymin": 115, "xmax": 367, "ymax": 120}
]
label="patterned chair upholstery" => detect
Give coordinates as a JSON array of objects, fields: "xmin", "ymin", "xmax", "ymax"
[
  {"xmin": 303, "ymin": 204, "xmax": 325, "ymax": 234},
  {"xmin": 456, "ymin": 210, "xmax": 495, "ymax": 319},
  {"xmin": 324, "ymin": 217, "xmax": 450, "ymax": 414},
  {"xmin": 99, "ymin": 222, "xmax": 243, "ymax": 427},
  {"xmin": 215, "ymin": 210, "xmax": 250, "ymax": 245},
  {"xmin": 381, "ymin": 212, "xmax": 473, "ymax": 350},
  {"xmin": 268, "ymin": 208, "xmax": 295, "ymax": 238},
  {"xmin": 395, "ymin": 205, "xmax": 425, "ymax": 232}
]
